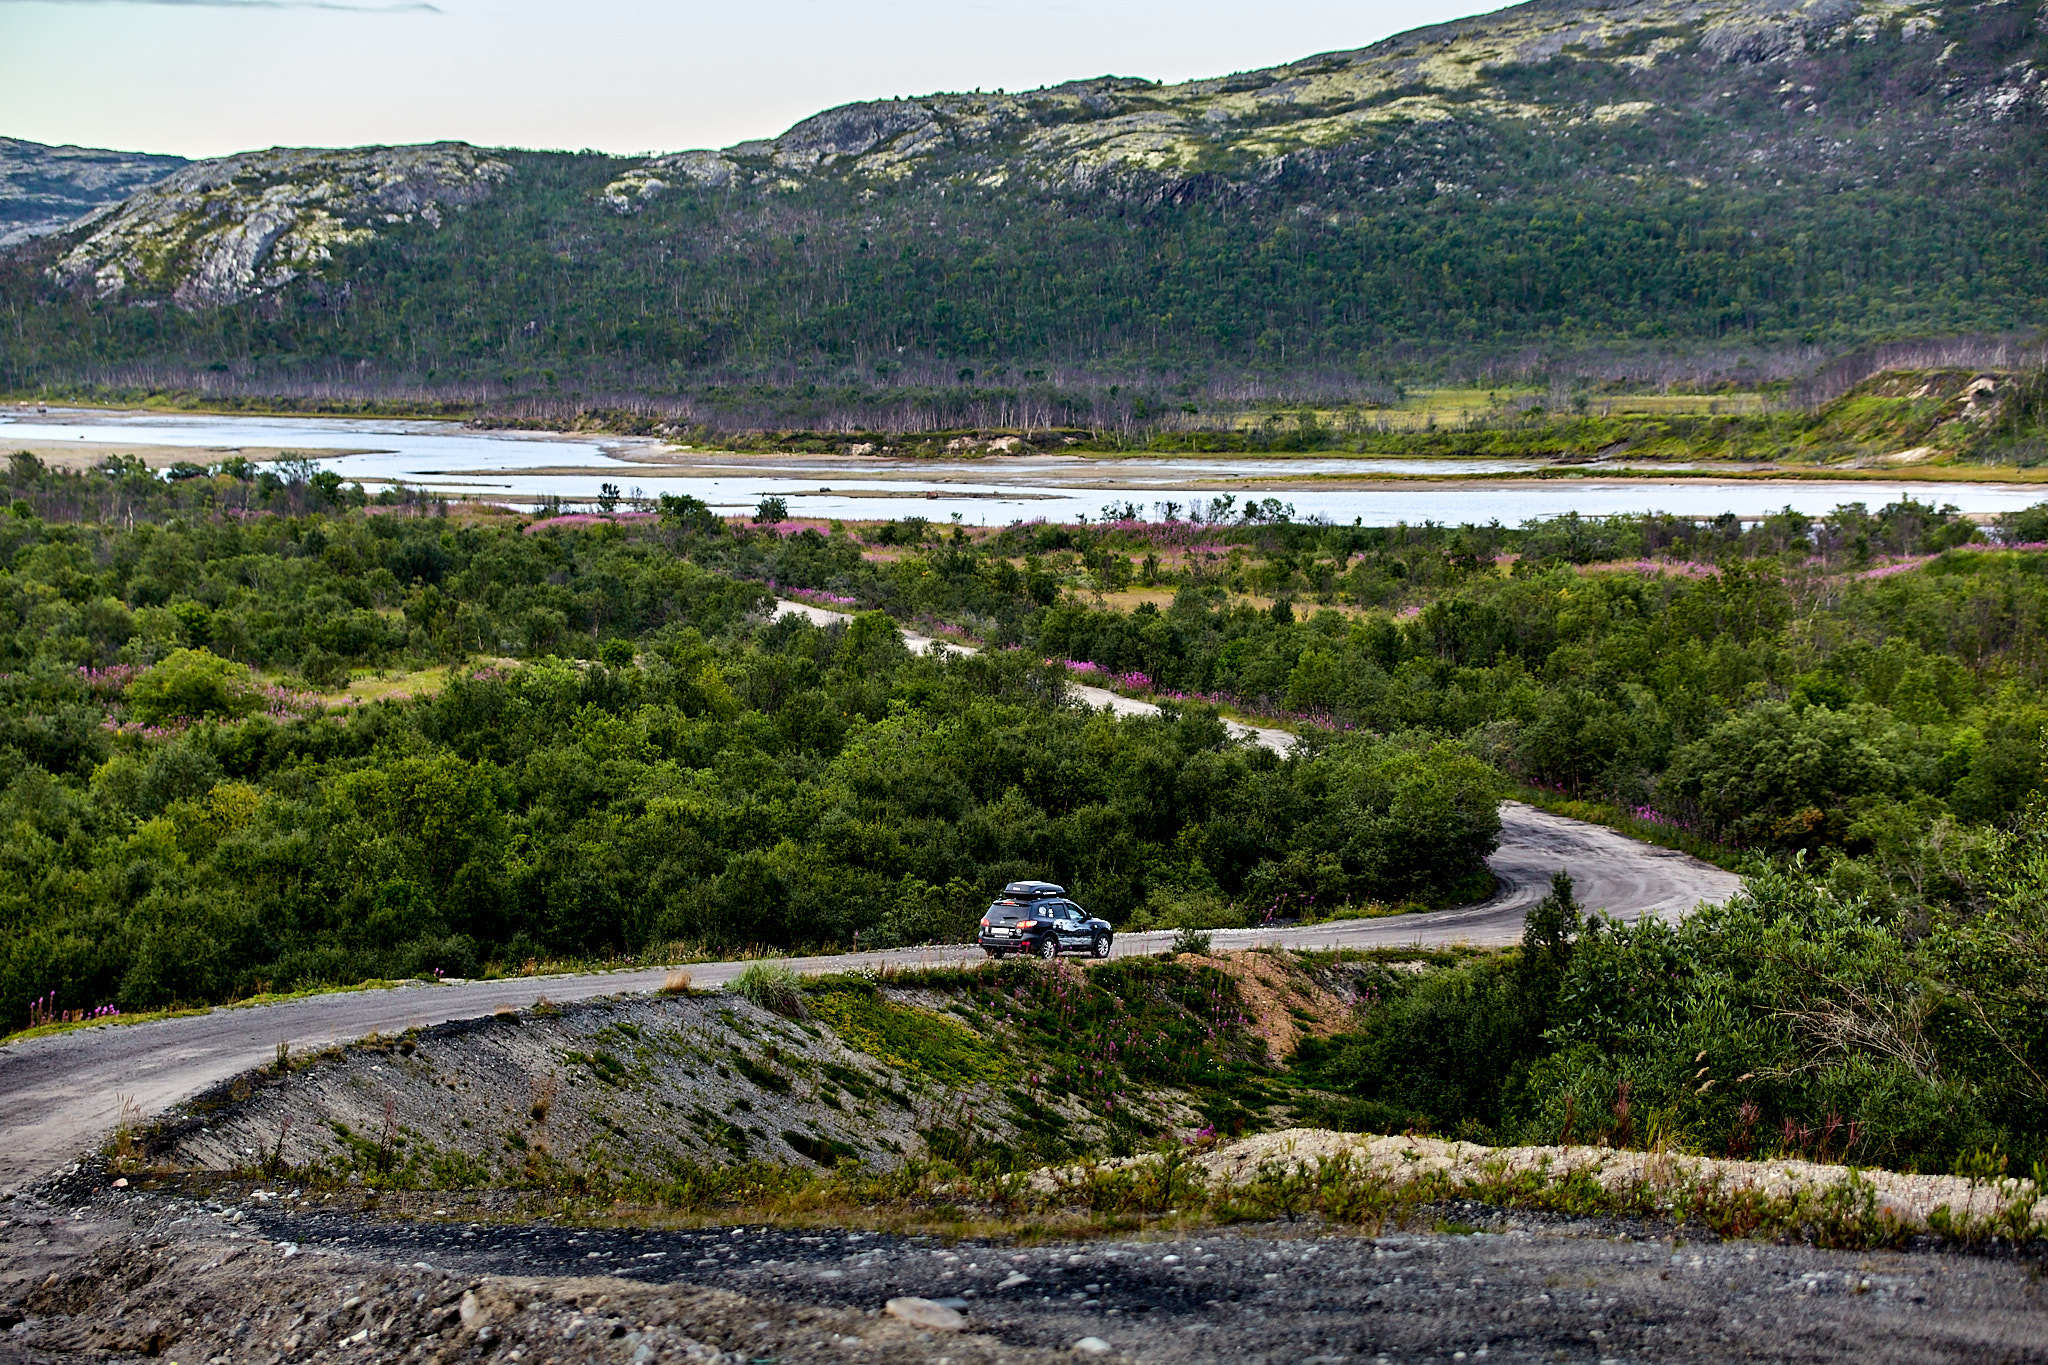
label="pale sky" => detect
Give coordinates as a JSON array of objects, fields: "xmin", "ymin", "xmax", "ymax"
[{"xmin": 1, "ymin": 0, "xmax": 1501, "ymax": 158}]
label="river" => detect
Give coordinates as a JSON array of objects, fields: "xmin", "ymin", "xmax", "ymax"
[{"xmin": 6, "ymin": 406, "xmax": 2044, "ymax": 526}]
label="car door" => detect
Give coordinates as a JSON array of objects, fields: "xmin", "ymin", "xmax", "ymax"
[{"xmin": 1055, "ymin": 902, "xmax": 1087, "ymax": 946}]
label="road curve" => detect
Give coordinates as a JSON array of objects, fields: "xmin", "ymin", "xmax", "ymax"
[{"xmin": 0, "ymin": 603, "xmax": 1739, "ymax": 1194}]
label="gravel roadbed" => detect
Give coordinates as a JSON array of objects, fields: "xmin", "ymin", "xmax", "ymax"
[{"xmin": 4, "ymin": 1178, "xmax": 2043, "ymax": 1363}]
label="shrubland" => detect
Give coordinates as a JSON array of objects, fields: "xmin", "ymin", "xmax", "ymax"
[
  {"xmin": 0, "ymin": 467, "xmax": 1501, "ymax": 1021},
  {"xmin": 1297, "ymin": 851, "xmax": 2048, "ymax": 1177},
  {"xmin": 9, "ymin": 459, "xmax": 2048, "ymax": 1195},
  {"xmin": 668, "ymin": 493, "xmax": 2048, "ymax": 876}
]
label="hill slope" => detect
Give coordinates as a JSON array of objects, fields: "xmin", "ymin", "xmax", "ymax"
[
  {"xmin": 0, "ymin": 137, "xmax": 185, "ymax": 247},
  {"xmin": 3, "ymin": 0, "xmax": 2044, "ymax": 425}
]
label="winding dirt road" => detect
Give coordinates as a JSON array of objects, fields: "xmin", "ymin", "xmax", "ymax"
[{"xmin": 0, "ymin": 604, "xmax": 1739, "ymax": 1194}]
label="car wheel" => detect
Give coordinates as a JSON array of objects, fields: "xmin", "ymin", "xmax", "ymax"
[
  {"xmin": 1092, "ymin": 934, "xmax": 1112, "ymax": 959},
  {"xmin": 1036, "ymin": 937, "xmax": 1059, "ymax": 960}
]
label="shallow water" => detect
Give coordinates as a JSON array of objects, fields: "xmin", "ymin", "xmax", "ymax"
[{"xmin": 6, "ymin": 407, "xmax": 2043, "ymax": 526}]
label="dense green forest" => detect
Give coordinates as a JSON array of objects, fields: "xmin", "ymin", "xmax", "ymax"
[
  {"xmin": 7, "ymin": 145, "xmax": 2041, "ymax": 431},
  {"xmin": 663, "ymin": 494, "xmax": 2048, "ymax": 868}
]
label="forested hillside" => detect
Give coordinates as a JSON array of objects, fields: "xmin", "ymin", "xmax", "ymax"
[{"xmin": 2, "ymin": 0, "xmax": 2044, "ymax": 425}]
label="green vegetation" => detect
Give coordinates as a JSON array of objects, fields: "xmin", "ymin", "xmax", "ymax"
[
  {"xmin": 1977, "ymin": 366, "xmax": 2048, "ymax": 466},
  {"xmin": 221, "ymin": 1130, "xmax": 2041, "ymax": 1249},
  {"xmin": 0, "ymin": 479, "xmax": 1503, "ymax": 1027},
  {"xmin": 1295, "ymin": 813, "xmax": 2048, "ymax": 1177},
  {"xmin": 190, "ymin": 934, "xmax": 2047, "ymax": 1236},
  {"xmin": 730, "ymin": 961, "xmax": 807, "ymax": 1019},
  {"xmin": 14, "ymin": 450, "xmax": 2048, "ymax": 1195},
  {"xmin": 806, "ymin": 985, "xmax": 1016, "ymax": 1090}
]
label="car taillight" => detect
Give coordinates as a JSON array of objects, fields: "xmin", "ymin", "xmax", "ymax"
[{"xmin": 1017, "ymin": 920, "xmax": 1039, "ymax": 929}]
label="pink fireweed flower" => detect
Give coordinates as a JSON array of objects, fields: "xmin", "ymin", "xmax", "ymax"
[
  {"xmin": 78, "ymin": 664, "xmax": 141, "ymax": 694},
  {"xmin": 521, "ymin": 512, "xmax": 657, "ymax": 534},
  {"xmin": 1859, "ymin": 556, "xmax": 1933, "ymax": 580}
]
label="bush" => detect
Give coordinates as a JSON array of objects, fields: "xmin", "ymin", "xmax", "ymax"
[
  {"xmin": 298, "ymin": 647, "xmax": 352, "ymax": 690},
  {"xmin": 1127, "ymin": 887, "xmax": 1247, "ymax": 932},
  {"xmin": 127, "ymin": 648, "xmax": 256, "ymax": 724},
  {"xmin": 1296, "ymin": 872, "xmax": 1581, "ymax": 1138}
]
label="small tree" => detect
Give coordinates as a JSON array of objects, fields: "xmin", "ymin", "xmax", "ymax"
[
  {"xmin": 1517, "ymin": 869, "xmax": 1583, "ymax": 1029},
  {"xmin": 658, "ymin": 493, "xmax": 721, "ymax": 536},
  {"xmin": 754, "ymin": 495, "xmax": 790, "ymax": 524}
]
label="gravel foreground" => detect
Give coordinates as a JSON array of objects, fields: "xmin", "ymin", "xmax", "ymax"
[{"xmin": 3, "ymin": 1180, "xmax": 2044, "ymax": 1364}]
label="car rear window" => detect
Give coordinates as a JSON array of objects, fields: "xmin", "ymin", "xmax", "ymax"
[{"xmin": 987, "ymin": 903, "xmax": 1038, "ymax": 923}]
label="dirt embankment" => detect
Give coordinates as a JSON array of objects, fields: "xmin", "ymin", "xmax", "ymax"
[
  {"xmin": 154, "ymin": 985, "xmax": 1206, "ymax": 1186},
  {"xmin": 1186, "ymin": 952, "xmax": 1361, "ymax": 1061}
]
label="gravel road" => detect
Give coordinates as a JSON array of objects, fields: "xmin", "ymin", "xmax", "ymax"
[{"xmin": 0, "ymin": 603, "xmax": 1739, "ymax": 1195}]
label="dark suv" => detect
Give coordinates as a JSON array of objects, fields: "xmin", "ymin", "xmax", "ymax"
[{"xmin": 978, "ymin": 881, "xmax": 1114, "ymax": 959}]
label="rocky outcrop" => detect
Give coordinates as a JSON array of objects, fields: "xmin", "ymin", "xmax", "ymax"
[
  {"xmin": 35, "ymin": 0, "xmax": 2041, "ymax": 310},
  {"xmin": 51, "ymin": 142, "xmax": 509, "ymax": 308},
  {"xmin": 599, "ymin": 149, "xmax": 739, "ymax": 213},
  {"xmin": 0, "ymin": 137, "xmax": 185, "ymax": 247},
  {"xmin": 597, "ymin": 0, "xmax": 2009, "ymax": 200}
]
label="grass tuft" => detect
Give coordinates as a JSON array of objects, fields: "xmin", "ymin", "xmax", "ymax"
[{"xmin": 732, "ymin": 961, "xmax": 807, "ymax": 1017}]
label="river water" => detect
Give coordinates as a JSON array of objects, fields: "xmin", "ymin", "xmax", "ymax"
[{"xmin": 6, "ymin": 406, "xmax": 2044, "ymax": 526}]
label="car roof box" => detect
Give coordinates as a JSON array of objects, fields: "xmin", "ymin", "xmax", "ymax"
[{"xmin": 1001, "ymin": 880, "xmax": 1065, "ymax": 899}]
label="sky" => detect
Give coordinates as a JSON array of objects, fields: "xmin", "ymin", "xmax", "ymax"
[{"xmin": 0, "ymin": 0, "xmax": 1502, "ymax": 159}]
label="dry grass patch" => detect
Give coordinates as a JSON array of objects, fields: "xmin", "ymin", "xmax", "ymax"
[{"xmin": 1184, "ymin": 951, "xmax": 1356, "ymax": 1062}]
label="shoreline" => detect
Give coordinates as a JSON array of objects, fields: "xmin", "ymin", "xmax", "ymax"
[
  {"xmin": 419, "ymin": 462, "xmax": 2048, "ymax": 492},
  {"xmin": 6, "ymin": 403, "xmax": 2045, "ymax": 494}
]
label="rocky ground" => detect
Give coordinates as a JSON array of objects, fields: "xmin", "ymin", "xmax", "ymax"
[
  {"xmin": 149, "ymin": 979, "xmax": 1223, "ymax": 1187},
  {"xmin": 2, "ymin": 1175, "xmax": 2045, "ymax": 1363}
]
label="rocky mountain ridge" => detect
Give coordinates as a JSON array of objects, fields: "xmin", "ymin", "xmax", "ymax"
[
  {"xmin": 27, "ymin": 0, "xmax": 2048, "ymax": 312},
  {"xmin": 3, "ymin": 0, "xmax": 2041, "ymax": 400},
  {"xmin": 603, "ymin": 0, "xmax": 2046, "ymax": 206},
  {"xmin": 0, "ymin": 137, "xmax": 185, "ymax": 247}
]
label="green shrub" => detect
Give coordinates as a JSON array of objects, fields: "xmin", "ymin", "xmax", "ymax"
[
  {"xmin": 808, "ymin": 987, "xmax": 1014, "ymax": 1088},
  {"xmin": 298, "ymin": 647, "xmax": 352, "ymax": 690},
  {"xmin": 127, "ymin": 648, "xmax": 256, "ymax": 724},
  {"xmin": 1128, "ymin": 888, "xmax": 1246, "ymax": 932}
]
